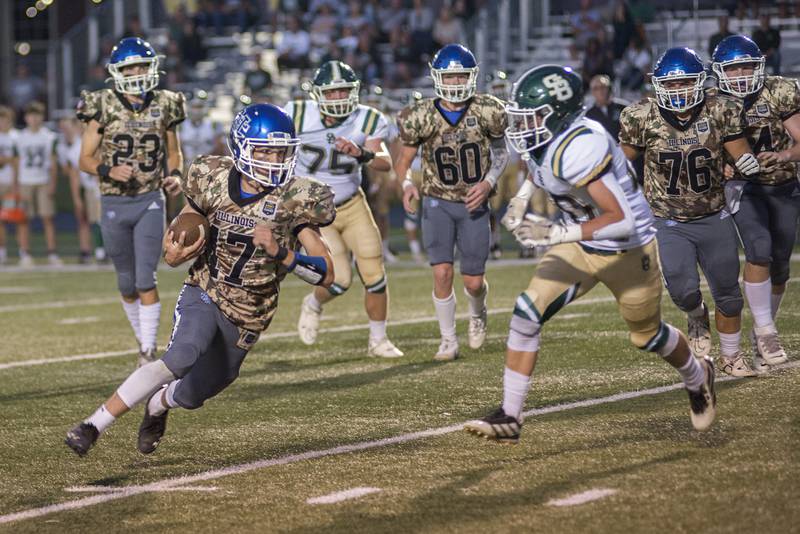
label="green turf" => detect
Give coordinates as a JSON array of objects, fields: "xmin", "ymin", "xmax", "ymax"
[{"xmin": 0, "ymin": 260, "xmax": 798, "ymax": 532}]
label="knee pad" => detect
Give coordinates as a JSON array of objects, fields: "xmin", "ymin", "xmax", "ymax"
[
  {"xmin": 770, "ymin": 260, "xmax": 791, "ymax": 286},
  {"xmin": 743, "ymin": 240, "xmax": 771, "ymax": 265},
  {"xmin": 116, "ymin": 270, "xmax": 136, "ymax": 297},
  {"xmin": 507, "ymin": 295, "xmax": 542, "ymax": 352},
  {"xmin": 714, "ymin": 291, "xmax": 744, "ymax": 318},
  {"xmin": 636, "ymin": 322, "xmax": 680, "ymax": 356},
  {"xmin": 356, "ymin": 256, "xmax": 387, "ymax": 293},
  {"xmin": 116, "ymin": 360, "xmax": 176, "ymax": 409},
  {"xmin": 328, "ymin": 282, "xmax": 349, "ymax": 296},
  {"xmin": 667, "ymin": 284, "xmax": 702, "ymax": 314}
]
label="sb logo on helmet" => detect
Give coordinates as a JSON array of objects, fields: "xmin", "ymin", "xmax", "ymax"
[{"xmin": 543, "ymin": 74, "xmax": 573, "ymax": 102}]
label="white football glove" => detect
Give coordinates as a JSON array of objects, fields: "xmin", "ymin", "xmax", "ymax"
[
  {"xmin": 513, "ymin": 213, "xmax": 583, "ymax": 247},
  {"xmin": 734, "ymin": 153, "xmax": 760, "ymax": 177},
  {"xmin": 501, "ymin": 196, "xmax": 528, "ymax": 232}
]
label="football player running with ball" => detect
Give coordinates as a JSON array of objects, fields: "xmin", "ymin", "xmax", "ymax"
[
  {"xmin": 394, "ymin": 44, "xmax": 509, "ymax": 361},
  {"xmin": 712, "ymin": 35, "xmax": 798, "ymax": 371},
  {"xmin": 619, "ymin": 47, "xmax": 761, "ymax": 377},
  {"xmin": 66, "ymin": 104, "xmax": 335, "ymax": 457},
  {"xmin": 290, "ymin": 61, "xmax": 403, "ymax": 358},
  {"xmin": 77, "ymin": 38, "xmax": 186, "ymax": 367},
  {"xmin": 465, "ymin": 65, "xmax": 716, "ymax": 443}
]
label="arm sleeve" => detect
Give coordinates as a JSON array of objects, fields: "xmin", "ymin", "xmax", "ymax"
[
  {"xmin": 618, "ymin": 105, "xmax": 644, "ymax": 148},
  {"xmin": 76, "ymin": 90, "xmax": 102, "ymax": 124},
  {"xmin": 166, "ymin": 92, "xmax": 187, "ymax": 130},
  {"xmin": 552, "ymin": 131, "xmax": 614, "ymax": 188},
  {"xmin": 396, "ymin": 104, "xmax": 424, "ymax": 147},
  {"xmin": 721, "ymin": 97, "xmax": 746, "ymax": 143},
  {"xmin": 181, "ymin": 157, "xmax": 213, "ymax": 215},
  {"xmin": 779, "ymin": 78, "xmax": 800, "ymax": 121},
  {"xmin": 482, "ymin": 95, "xmax": 508, "ymax": 139},
  {"xmin": 291, "ymin": 179, "xmax": 336, "ymax": 235}
]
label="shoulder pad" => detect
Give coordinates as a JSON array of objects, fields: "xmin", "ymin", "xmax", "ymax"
[{"xmin": 551, "ymin": 128, "xmax": 612, "ymax": 187}]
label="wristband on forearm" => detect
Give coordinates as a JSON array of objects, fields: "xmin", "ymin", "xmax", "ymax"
[
  {"xmin": 287, "ymin": 252, "xmax": 328, "ymax": 285},
  {"xmin": 355, "ymin": 148, "xmax": 375, "ymax": 164},
  {"xmin": 96, "ymin": 164, "xmax": 111, "ymax": 178}
]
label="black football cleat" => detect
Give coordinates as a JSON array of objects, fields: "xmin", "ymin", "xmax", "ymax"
[
  {"xmin": 688, "ymin": 356, "xmax": 717, "ymax": 431},
  {"xmin": 464, "ymin": 407, "xmax": 522, "ymax": 444},
  {"xmin": 138, "ymin": 404, "xmax": 169, "ymax": 455},
  {"xmin": 65, "ymin": 422, "xmax": 99, "ymax": 457}
]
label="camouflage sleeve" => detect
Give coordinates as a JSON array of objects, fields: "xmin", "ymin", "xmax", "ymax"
[
  {"xmin": 396, "ymin": 103, "xmax": 425, "ymax": 147},
  {"xmin": 291, "ymin": 177, "xmax": 336, "ymax": 235},
  {"xmin": 618, "ymin": 104, "xmax": 644, "ymax": 148},
  {"xmin": 481, "ymin": 94, "xmax": 508, "ymax": 139},
  {"xmin": 719, "ymin": 96, "xmax": 746, "ymax": 143},
  {"xmin": 552, "ymin": 130, "xmax": 613, "ymax": 188},
  {"xmin": 166, "ymin": 91, "xmax": 187, "ymax": 130},
  {"xmin": 182, "ymin": 155, "xmax": 220, "ymax": 215},
  {"xmin": 777, "ymin": 77, "xmax": 800, "ymax": 121},
  {"xmin": 76, "ymin": 90, "xmax": 102, "ymax": 124}
]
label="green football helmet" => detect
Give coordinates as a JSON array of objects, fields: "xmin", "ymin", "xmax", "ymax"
[
  {"xmin": 311, "ymin": 60, "xmax": 360, "ymax": 118},
  {"xmin": 505, "ymin": 65, "xmax": 585, "ymax": 154}
]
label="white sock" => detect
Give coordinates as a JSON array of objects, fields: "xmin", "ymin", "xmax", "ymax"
[
  {"xmin": 432, "ymin": 290, "xmax": 457, "ymax": 340},
  {"xmin": 464, "ymin": 281, "xmax": 488, "ymax": 318},
  {"xmin": 369, "ymin": 320, "xmax": 387, "ymax": 341},
  {"xmin": 502, "ymin": 367, "xmax": 531, "ymax": 421},
  {"xmin": 121, "ymin": 298, "xmax": 142, "ymax": 344},
  {"xmin": 409, "ymin": 239, "xmax": 421, "ymax": 256},
  {"xmin": 718, "ymin": 331, "xmax": 741, "ymax": 360},
  {"xmin": 744, "ymin": 279, "xmax": 774, "ymax": 329},
  {"xmin": 771, "ymin": 290, "xmax": 784, "ymax": 320},
  {"xmin": 147, "ymin": 386, "xmax": 169, "ymax": 416},
  {"xmin": 165, "ymin": 380, "xmax": 181, "ymax": 409},
  {"xmin": 85, "ymin": 404, "xmax": 116, "ymax": 433},
  {"xmin": 677, "ymin": 356, "xmax": 705, "ymax": 392},
  {"xmin": 687, "ymin": 302, "xmax": 705, "ymax": 319},
  {"xmin": 307, "ymin": 293, "xmax": 322, "ymax": 312},
  {"xmin": 139, "ymin": 301, "xmax": 161, "ymax": 352}
]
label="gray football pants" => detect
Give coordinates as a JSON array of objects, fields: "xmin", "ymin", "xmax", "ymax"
[
  {"xmin": 100, "ymin": 190, "xmax": 165, "ymax": 295},
  {"xmin": 653, "ymin": 212, "xmax": 744, "ymax": 317},
  {"xmin": 421, "ymin": 195, "xmax": 490, "ymax": 275}
]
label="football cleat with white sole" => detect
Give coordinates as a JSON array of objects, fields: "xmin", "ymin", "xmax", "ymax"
[
  {"xmin": 138, "ymin": 397, "xmax": 169, "ymax": 455},
  {"xmin": 464, "ymin": 407, "xmax": 522, "ymax": 444},
  {"xmin": 687, "ymin": 356, "xmax": 717, "ymax": 431},
  {"xmin": 749, "ymin": 329, "xmax": 770, "ymax": 373},
  {"xmin": 718, "ymin": 351, "xmax": 756, "ymax": 377},
  {"xmin": 434, "ymin": 337, "xmax": 459, "ymax": 361},
  {"xmin": 137, "ymin": 348, "xmax": 157, "ymax": 368},
  {"xmin": 368, "ymin": 337, "xmax": 404, "ymax": 358},
  {"xmin": 754, "ymin": 324, "xmax": 787, "ymax": 365},
  {"xmin": 467, "ymin": 309, "xmax": 488, "ymax": 349},
  {"xmin": 65, "ymin": 422, "xmax": 99, "ymax": 457},
  {"xmin": 298, "ymin": 293, "xmax": 322, "ymax": 345},
  {"xmin": 687, "ymin": 304, "xmax": 711, "ymax": 358}
]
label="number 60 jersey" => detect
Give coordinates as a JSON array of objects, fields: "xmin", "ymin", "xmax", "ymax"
[
  {"xmin": 397, "ymin": 94, "xmax": 506, "ymax": 202},
  {"xmin": 76, "ymin": 88, "xmax": 186, "ymax": 196}
]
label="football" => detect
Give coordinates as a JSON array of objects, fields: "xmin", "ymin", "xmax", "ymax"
[{"xmin": 169, "ymin": 212, "xmax": 209, "ymax": 246}]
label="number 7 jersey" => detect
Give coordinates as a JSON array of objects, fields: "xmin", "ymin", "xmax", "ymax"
[
  {"xmin": 76, "ymin": 88, "xmax": 186, "ymax": 196},
  {"xmin": 396, "ymin": 94, "xmax": 507, "ymax": 202},
  {"xmin": 284, "ymin": 100, "xmax": 387, "ymax": 204}
]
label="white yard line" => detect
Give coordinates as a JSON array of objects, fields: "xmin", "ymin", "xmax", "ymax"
[
  {"xmin": 56, "ymin": 317, "xmax": 100, "ymax": 325},
  {"xmin": 0, "ymin": 296, "xmax": 619, "ymax": 371},
  {"xmin": 547, "ymin": 488, "xmax": 618, "ymax": 507},
  {"xmin": 0, "ymin": 297, "xmax": 120, "ymax": 313},
  {"xmin": 0, "ymin": 286, "xmax": 43, "ymax": 294},
  {"xmin": 65, "ymin": 486, "xmax": 218, "ymax": 494},
  {"xmin": 306, "ymin": 487, "xmax": 382, "ymax": 505},
  {"xmin": 1, "ymin": 360, "xmax": 796, "ymax": 525}
]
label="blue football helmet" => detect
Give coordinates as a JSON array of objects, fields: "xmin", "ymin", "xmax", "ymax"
[
  {"xmin": 107, "ymin": 37, "xmax": 160, "ymax": 95},
  {"xmin": 651, "ymin": 47, "xmax": 707, "ymax": 112},
  {"xmin": 712, "ymin": 35, "xmax": 765, "ymax": 97},
  {"xmin": 228, "ymin": 103, "xmax": 300, "ymax": 187},
  {"xmin": 430, "ymin": 44, "xmax": 479, "ymax": 103}
]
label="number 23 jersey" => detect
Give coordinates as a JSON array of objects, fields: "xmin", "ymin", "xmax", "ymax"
[
  {"xmin": 285, "ymin": 100, "xmax": 387, "ymax": 204},
  {"xmin": 397, "ymin": 94, "xmax": 507, "ymax": 202},
  {"xmin": 181, "ymin": 155, "xmax": 335, "ymax": 332},
  {"xmin": 526, "ymin": 117, "xmax": 655, "ymax": 251},
  {"xmin": 76, "ymin": 88, "xmax": 186, "ymax": 196}
]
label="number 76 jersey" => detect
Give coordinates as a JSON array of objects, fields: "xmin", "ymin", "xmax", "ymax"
[{"xmin": 76, "ymin": 88, "xmax": 186, "ymax": 196}]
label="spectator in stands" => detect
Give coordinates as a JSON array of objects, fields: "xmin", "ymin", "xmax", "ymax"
[
  {"xmin": 619, "ymin": 31, "xmax": 650, "ymax": 92},
  {"xmin": 708, "ymin": 15, "xmax": 734, "ymax": 58},
  {"xmin": 245, "ymin": 51, "xmax": 273, "ymax": 99},
  {"xmin": 753, "ymin": 14, "xmax": 781, "ymax": 75},
  {"xmin": 179, "ymin": 20, "xmax": 208, "ymax": 68},
  {"xmin": 7, "ymin": 64, "xmax": 44, "ymax": 124},
  {"xmin": 349, "ymin": 33, "xmax": 382, "ymax": 84},
  {"xmin": 612, "ymin": 0, "xmax": 635, "ymax": 60},
  {"xmin": 582, "ymin": 36, "xmax": 614, "ymax": 84},
  {"xmin": 585, "ymin": 75, "xmax": 626, "ymax": 141},
  {"xmin": 569, "ymin": 0, "xmax": 604, "ymax": 59},
  {"xmin": 377, "ymin": 0, "xmax": 408, "ymax": 43},
  {"xmin": 277, "ymin": 15, "xmax": 311, "ymax": 70},
  {"xmin": 388, "ymin": 25, "xmax": 416, "ymax": 88},
  {"xmin": 195, "ymin": 0, "xmax": 226, "ymax": 35},
  {"xmin": 233, "ymin": 0, "xmax": 261, "ymax": 32},
  {"xmin": 121, "ymin": 16, "xmax": 144, "ymax": 40},
  {"xmin": 408, "ymin": 0, "xmax": 435, "ymax": 59},
  {"xmin": 432, "ymin": 5, "xmax": 465, "ymax": 49},
  {"xmin": 168, "ymin": 5, "xmax": 189, "ymax": 44},
  {"xmin": 309, "ymin": 3, "xmax": 340, "ymax": 51},
  {"xmin": 83, "ymin": 63, "xmax": 107, "ymax": 92},
  {"xmin": 337, "ymin": 25, "xmax": 360, "ymax": 54},
  {"xmin": 343, "ymin": 1, "xmax": 369, "ymax": 31}
]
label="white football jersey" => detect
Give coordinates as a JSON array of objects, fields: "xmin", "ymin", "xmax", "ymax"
[
  {"xmin": 0, "ymin": 129, "xmax": 18, "ymax": 186},
  {"xmin": 285, "ymin": 100, "xmax": 388, "ymax": 204},
  {"xmin": 15, "ymin": 127, "xmax": 57, "ymax": 186},
  {"xmin": 181, "ymin": 119, "xmax": 220, "ymax": 166},
  {"xmin": 58, "ymin": 138, "xmax": 98, "ymax": 191},
  {"xmin": 525, "ymin": 117, "xmax": 654, "ymax": 251}
]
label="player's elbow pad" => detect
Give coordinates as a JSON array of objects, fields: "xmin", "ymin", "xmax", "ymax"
[{"xmin": 289, "ymin": 253, "xmax": 328, "ymax": 286}]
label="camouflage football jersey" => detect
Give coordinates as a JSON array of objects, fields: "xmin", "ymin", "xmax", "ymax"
[
  {"xmin": 76, "ymin": 88, "xmax": 186, "ymax": 196},
  {"xmin": 736, "ymin": 76, "xmax": 800, "ymax": 185},
  {"xmin": 396, "ymin": 94, "xmax": 507, "ymax": 202},
  {"xmin": 619, "ymin": 92, "xmax": 745, "ymax": 221},
  {"xmin": 182, "ymin": 155, "xmax": 335, "ymax": 333},
  {"xmin": 285, "ymin": 100, "xmax": 388, "ymax": 204}
]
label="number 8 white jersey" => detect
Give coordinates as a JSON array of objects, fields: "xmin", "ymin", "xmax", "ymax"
[{"xmin": 284, "ymin": 100, "xmax": 388, "ymax": 205}]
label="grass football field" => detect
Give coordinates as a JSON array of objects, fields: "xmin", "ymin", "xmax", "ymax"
[{"xmin": 0, "ymin": 257, "xmax": 798, "ymax": 533}]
